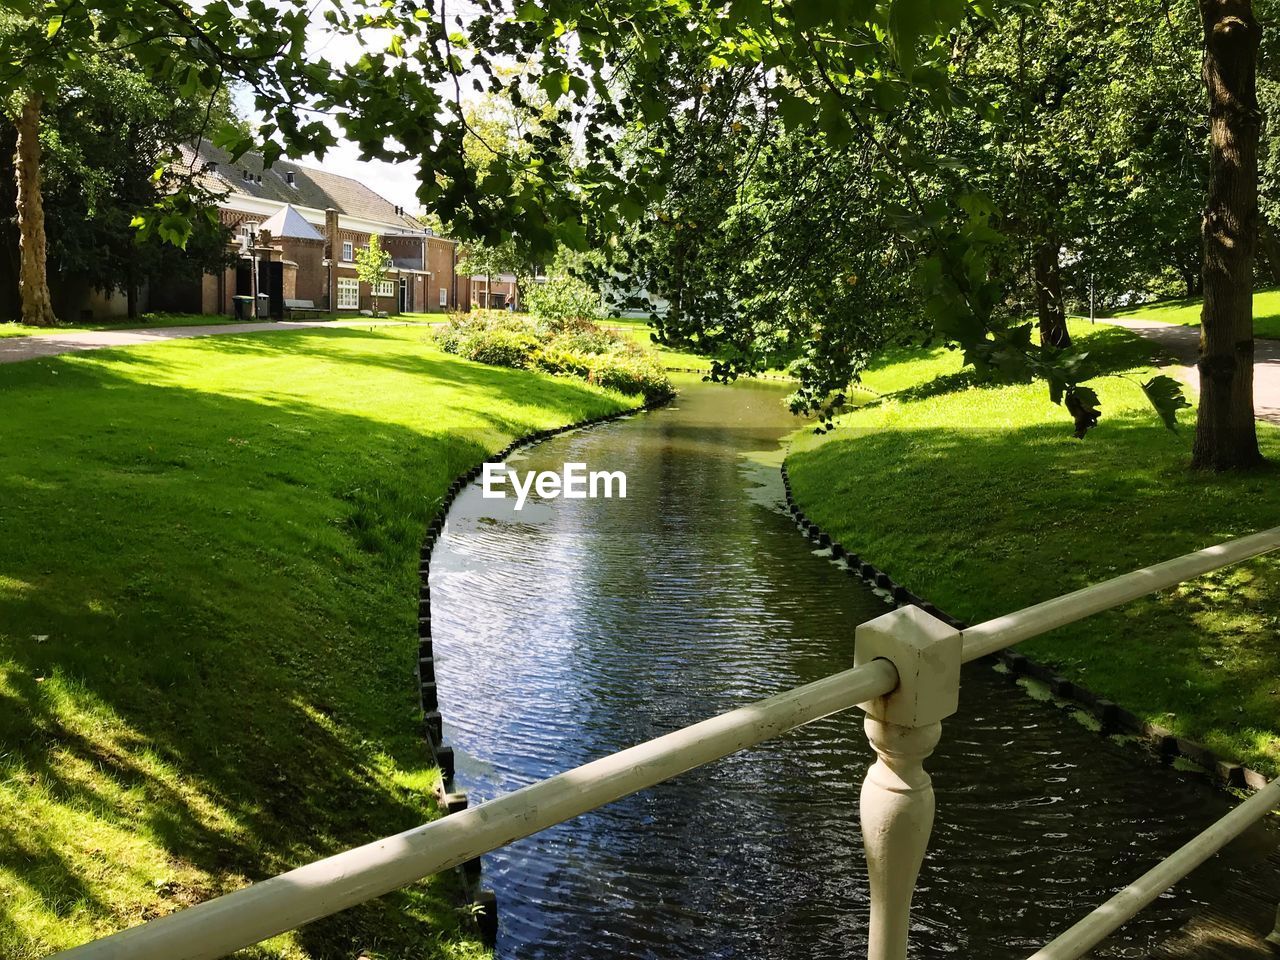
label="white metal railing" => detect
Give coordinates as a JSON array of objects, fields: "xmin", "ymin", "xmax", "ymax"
[{"xmin": 46, "ymin": 526, "xmax": 1280, "ymax": 960}]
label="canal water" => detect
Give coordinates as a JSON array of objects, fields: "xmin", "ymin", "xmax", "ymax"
[{"xmin": 430, "ymin": 379, "xmax": 1271, "ymax": 960}]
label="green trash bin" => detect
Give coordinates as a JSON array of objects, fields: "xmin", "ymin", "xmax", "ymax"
[{"xmin": 232, "ymin": 295, "xmax": 254, "ymax": 320}]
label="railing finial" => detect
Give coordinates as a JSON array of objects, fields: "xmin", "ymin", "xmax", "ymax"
[{"xmin": 855, "ymin": 605, "xmax": 962, "ymax": 960}]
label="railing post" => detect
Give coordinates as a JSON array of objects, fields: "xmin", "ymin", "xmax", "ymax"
[{"xmin": 854, "ymin": 605, "xmax": 962, "ymax": 960}]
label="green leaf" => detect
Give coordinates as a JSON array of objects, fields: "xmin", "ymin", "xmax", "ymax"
[
  {"xmin": 887, "ymin": 0, "xmax": 934, "ymax": 73},
  {"xmin": 1141, "ymin": 375, "xmax": 1192, "ymax": 431},
  {"xmin": 539, "ymin": 71, "xmax": 570, "ymax": 103},
  {"xmin": 776, "ymin": 90, "xmax": 817, "ymax": 129},
  {"xmin": 515, "ymin": 1, "xmax": 545, "ymax": 22}
]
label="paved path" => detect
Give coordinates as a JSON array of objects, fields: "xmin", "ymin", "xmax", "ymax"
[
  {"xmin": 0, "ymin": 319, "xmax": 441, "ymax": 365},
  {"xmin": 1099, "ymin": 318, "xmax": 1280, "ymax": 426}
]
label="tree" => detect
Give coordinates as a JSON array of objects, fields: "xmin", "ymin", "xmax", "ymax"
[
  {"xmin": 1192, "ymin": 0, "xmax": 1264, "ymax": 469},
  {"xmin": 10, "ymin": 90, "xmax": 55, "ymax": 325},
  {"xmin": 0, "ymin": 53, "xmax": 237, "ymax": 319},
  {"xmin": 0, "ymin": 0, "xmax": 1211, "ymax": 447},
  {"xmin": 1, "ymin": 11, "xmax": 57, "ymax": 326},
  {"xmin": 355, "ymin": 235, "xmax": 393, "ymax": 316}
]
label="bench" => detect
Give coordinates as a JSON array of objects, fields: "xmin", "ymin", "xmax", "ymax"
[{"xmin": 284, "ymin": 299, "xmax": 325, "ymax": 319}]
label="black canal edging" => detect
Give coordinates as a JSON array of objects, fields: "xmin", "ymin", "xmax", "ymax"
[
  {"xmin": 779, "ymin": 461, "xmax": 1271, "ymax": 796},
  {"xmin": 413, "ymin": 391, "xmax": 676, "ymax": 947}
]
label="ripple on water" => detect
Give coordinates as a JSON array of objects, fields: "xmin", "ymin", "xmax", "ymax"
[{"xmin": 431, "ymin": 380, "xmax": 1274, "ymax": 960}]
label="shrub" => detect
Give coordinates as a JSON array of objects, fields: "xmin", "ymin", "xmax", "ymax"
[
  {"xmin": 433, "ymin": 324, "xmax": 466, "ymax": 354},
  {"xmin": 463, "ymin": 328, "xmax": 540, "ymax": 368},
  {"xmin": 532, "ymin": 345, "xmax": 594, "ymax": 378},
  {"xmin": 586, "ymin": 351, "xmax": 673, "ymax": 402},
  {"xmin": 434, "ymin": 309, "xmax": 672, "ymax": 399},
  {"xmin": 526, "ymin": 274, "xmax": 602, "ymax": 327},
  {"xmin": 545, "ymin": 325, "xmax": 624, "ymax": 355}
]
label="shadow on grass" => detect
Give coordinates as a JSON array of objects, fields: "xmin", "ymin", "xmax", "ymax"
[
  {"xmin": 788, "ymin": 405, "xmax": 1280, "ymax": 772},
  {"xmin": 872, "ymin": 324, "xmax": 1161, "ymax": 405},
  {"xmin": 0, "ymin": 331, "xmax": 621, "ymax": 956}
]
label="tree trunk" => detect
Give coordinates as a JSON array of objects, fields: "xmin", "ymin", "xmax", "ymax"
[
  {"xmin": 1033, "ymin": 237, "xmax": 1071, "ymax": 349},
  {"xmin": 14, "ymin": 94, "xmax": 57, "ymax": 327},
  {"xmin": 1180, "ymin": 264, "xmax": 1203, "ymax": 299},
  {"xmin": 1192, "ymin": 0, "xmax": 1264, "ymax": 470}
]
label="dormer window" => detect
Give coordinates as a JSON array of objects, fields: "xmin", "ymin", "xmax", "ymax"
[
  {"xmin": 242, "ymin": 169, "xmax": 250, "ymax": 181},
  {"xmin": 342, "ymin": 241, "xmax": 353, "ymax": 262}
]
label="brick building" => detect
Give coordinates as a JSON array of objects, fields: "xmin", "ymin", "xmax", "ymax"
[{"xmin": 174, "ymin": 143, "xmax": 468, "ymax": 318}]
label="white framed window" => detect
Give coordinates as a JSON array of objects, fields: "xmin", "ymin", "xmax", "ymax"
[
  {"xmin": 337, "ymin": 277, "xmax": 359, "ymax": 309},
  {"xmin": 241, "ymin": 223, "xmax": 254, "ymax": 239},
  {"xmin": 342, "ymin": 240, "xmax": 354, "ymax": 262},
  {"xmin": 439, "ymin": 287, "xmax": 448, "ymax": 307},
  {"xmin": 375, "ymin": 280, "xmax": 396, "ymax": 298}
]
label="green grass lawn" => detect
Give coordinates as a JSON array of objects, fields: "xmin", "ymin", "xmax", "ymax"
[
  {"xmin": 616, "ymin": 325, "xmax": 714, "ymax": 371},
  {"xmin": 0, "ymin": 326, "xmax": 639, "ymax": 958},
  {"xmin": 613, "ymin": 322, "xmax": 804, "ymax": 379},
  {"xmin": 0, "ymin": 313, "xmax": 264, "ymax": 338},
  {"xmin": 1111, "ymin": 287, "xmax": 1280, "ymax": 339},
  {"xmin": 0, "ymin": 312, "xmax": 448, "ymax": 339},
  {"xmin": 787, "ymin": 321, "xmax": 1280, "ymax": 776}
]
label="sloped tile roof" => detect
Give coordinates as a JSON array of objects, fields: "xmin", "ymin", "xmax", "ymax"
[{"xmin": 179, "ymin": 142, "xmax": 425, "ymax": 232}]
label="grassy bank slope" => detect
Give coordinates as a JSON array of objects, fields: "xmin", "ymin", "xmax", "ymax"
[
  {"xmin": 0, "ymin": 326, "xmax": 637, "ymax": 958},
  {"xmin": 787, "ymin": 322, "xmax": 1280, "ymax": 775},
  {"xmin": 1112, "ymin": 287, "xmax": 1280, "ymax": 339}
]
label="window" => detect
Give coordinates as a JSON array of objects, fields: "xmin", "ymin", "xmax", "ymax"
[
  {"xmin": 439, "ymin": 287, "xmax": 448, "ymax": 307},
  {"xmin": 375, "ymin": 280, "xmax": 396, "ymax": 298},
  {"xmin": 337, "ymin": 278, "xmax": 359, "ymax": 309},
  {"xmin": 342, "ymin": 241, "xmax": 353, "ymax": 262},
  {"xmin": 241, "ymin": 223, "xmax": 254, "ymax": 238}
]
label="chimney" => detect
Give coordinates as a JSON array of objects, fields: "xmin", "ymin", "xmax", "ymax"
[
  {"xmin": 324, "ymin": 208, "xmax": 340, "ymax": 261},
  {"xmin": 286, "ymin": 171, "xmax": 296, "ymax": 186}
]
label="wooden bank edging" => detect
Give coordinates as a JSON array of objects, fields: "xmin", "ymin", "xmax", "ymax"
[
  {"xmin": 778, "ymin": 462, "xmax": 1271, "ymax": 796},
  {"xmin": 414, "ymin": 390, "xmax": 676, "ymax": 946}
]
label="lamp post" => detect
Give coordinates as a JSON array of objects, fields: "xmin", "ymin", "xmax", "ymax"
[{"xmin": 247, "ymin": 224, "xmax": 259, "ymax": 318}]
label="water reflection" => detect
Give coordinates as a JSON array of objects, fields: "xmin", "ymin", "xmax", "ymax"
[{"xmin": 431, "ymin": 380, "xmax": 1267, "ymax": 959}]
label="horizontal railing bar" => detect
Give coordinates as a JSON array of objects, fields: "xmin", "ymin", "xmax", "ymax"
[
  {"xmin": 961, "ymin": 525, "xmax": 1280, "ymax": 662},
  {"xmin": 1025, "ymin": 774, "xmax": 1280, "ymax": 960},
  {"xmin": 49, "ymin": 659, "xmax": 899, "ymax": 960}
]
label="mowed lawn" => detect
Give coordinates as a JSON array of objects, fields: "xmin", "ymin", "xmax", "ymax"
[
  {"xmin": 1111, "ymin": 287, "xmax": 1280, "ymax": 339},
  {"xmin": 0, "ymin": 312, "xmax": 446, "ymax": 338},
  {"xmin": 788, "ymin": 321, "xmax": 1280, "ymax": 775},
  {"xmin": 0, "ymin": 326, "xmax": 638, "ymax": 958}
]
